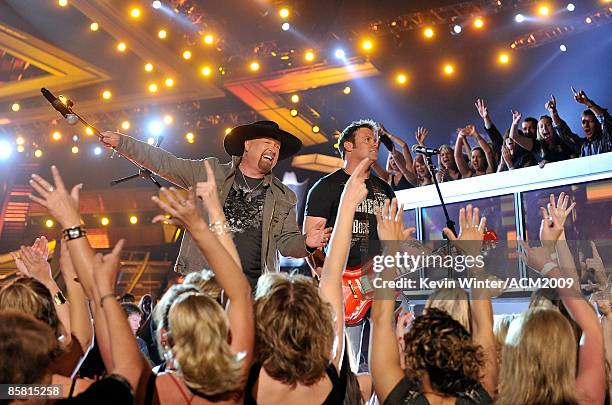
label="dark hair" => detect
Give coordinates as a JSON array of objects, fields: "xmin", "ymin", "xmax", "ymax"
[
  {"xmin": 582, "ymin": 110, "xmax": 602, "ymax": 137},
  {"xmin": 523, "ymin": 117, "xmax": 538, "ymax": 127},
  {"xmin": 139, "ymin": 294, "xmax": 152, "ymax": 317},
  {"xmin": 338, "ymin": 119, "xmax": 378, "ymax": 159},
  {"xmin": 121, "ymin": 303, "xmax": 142, "ymax": 318},
  {"xmin": 470, "ymin": 146, "xmax": 488, "ymax": 171},
  {"xmin": 119, "ymin": 293, "xmax": 136, "ymax": 303}
]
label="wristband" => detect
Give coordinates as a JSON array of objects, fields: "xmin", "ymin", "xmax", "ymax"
[
  {"xmin": 53, "ymin": 290, "xmax": 67, "ymax": 305},
  {"xmin": 62, "ymin": 225, "xmax": 87, "ymax": 241},
  {"xmin": 100, "ymin": 293, "xmax": 116, "ymax": 308},
  {"xmin": 540, "ymin": 262, "xmax": 558, "ymax": 276},
  {"xmin": 209, "ymin": 220, "xmax": 230, "ymax": 236}
]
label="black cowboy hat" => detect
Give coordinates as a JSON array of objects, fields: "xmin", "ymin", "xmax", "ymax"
[{"xmin": 223, "ymin": 120, "xmax": 302, "ymax": 160}]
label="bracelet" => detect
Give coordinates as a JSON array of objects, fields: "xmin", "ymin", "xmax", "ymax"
[
  {"xmin": 209, "ymin": 220, "xmax": 230, "ymax": 236},
  {"xmin": 100, "ymin": 293, "xmax": 116, "ymax": 308},
  {"xmin": 53, "ymin": 290, "xmax": 67, "ymax": 305},
  {"xmin": 540, "ymin": 262, "xmax": 558, "ymax": 276},
  {"xmin": 62, "ymin": 225, "xmax": 87, "ymax": 241}
]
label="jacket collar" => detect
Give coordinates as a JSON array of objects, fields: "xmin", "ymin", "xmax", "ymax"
[{"xmin": 228, "ymin": 156, "xmax": 283, "ymax": 192}]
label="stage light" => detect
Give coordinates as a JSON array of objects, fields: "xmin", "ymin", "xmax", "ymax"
[
  {"xmin": 58, "ymin": 0, "xmax": 68, "ymax": 7},
  {"xmin": 185, "ymin": 132, "xmax": 195, "ymax": 143},
  {"xmin": 343, "ymin": 86, "xmax": 351, "ymax": 94},
  {"xmin": 443, "ymin": 64, "xmax": 455, "ymax": 75},
  {"xmin": 334, "ymin": 49, "xmax": 346, "ymax": 59},
  {"xmin": 249, "ymin": 61, "xmax": 260, "ymax": 72},
  {"xmin": 585, "ymin": 17, "xmax": 592, "ymax": 24},
  {"xmin": 158, "ymin": 29, "xmax": 167, "ymax": 39},
  {"xmin": 567, "ymin": 3, "xmax": 575, "ymax": 11},
  {"xmin": 312, "ymin": 125, "xmax": 320, "ymax": 133},
  {"xmin": 147, "ymin": 137, "xmax": 155, "ymax": 145},
  {"xmin": 117, "ymin": 42, "xmax": 127, "ymax": 52},
  {"xmin": 45, "ymin": 219, "xmax": 54, "ymax": 228},
  {"xmin": 52, "ymin": 131, "xmax": 62, "ymax": 141},
  {"xmin": 200, "ymin": 66, "xmax": 212, "ymax": 76},
  {"xmin": 163, "ymin": 115, "xmax": 173, "ymax": 125},
  {"xmin": 71, "ymin": 146, "xmax": 79, "ymax": 154},
  {"xmin": 130, "ymin": 8, "xmax": 141, "ymax": 18},
  {"xmin": 303, "ymin": 50, "xmax": 316, "ymax": 62},
  {"xmin": 34, "ymin": 149, "xmax": 43, "ymax": 158},
  {"xmin": 90, "ymin": 22, "xmax": 99, "ymax": 31},
  {"xmin": 148, "ymin": 83, "xmax": 158, "ymax": 93},
  {"xmin": 16, "ymin": 136, "xmax": 25, "ymax": 145},
  {"xmin": 100, "ymin": 217, "xmax": 110, "ymax": 226},
  {"xmin": 361, "ymin": 39, "xmax": 373, "ymax": 51},
  {"xmin": 560, "ymin": 44, "xmax": 567, "ymax": 52},
  {"xmin": 498, "ymin": 53, "xmax": 510, "ymax": 64},
  {"xmin": 17, "ymin": 145, "xmax": 25, "ymax": 153},
  {"xmin": 11, "ymin": 103, "xmax": 20, "ymax": 112},
  {"xmin": 281, "ymin": 22, "xmax": 290, "ymax": 31},
  {"xmin": 452, "ymin": 24, "xmax": 462, "ymax": 34},
  {"xmin": 225, "ymin": 128, "xmax": 232, "ymax": 135},
  {"xmin": 148, "ymin": 120, "xmax": 163, "ymax": 136},
  {"xmin": 85, "ymin": 127, "xmax": 94, "ymax": 135},
  {"xmin": 162, "ymin": 78, "xmax": 173, "ymax": 88},
  {"xmin": 290, "ymin": 109, "xmax": 298, "ymax": 117},
  {"xmin": 515, "ymin": 13, "xmax": 525, "ymax": 23},
  {"xmin": 144, "ymin": 63, "xmax": 153, "ymax": 72},
  {"xmin": 396, "ymin": 73, "xmax": 408, "ymax": 85},
  {"xmin": 290, "ymin": 94, "xmax": 300, "ymax": 103},
  {"xmin": 94, "ymin": 146, "xmax": 102, "ymax": 155},
  {"xmin": 152, "ymin": 1, "xmax": 161, "ymax": 9},
  {"xmin": 101, "ymin": 90, "xmax": 111, "ymax": 100},
  {"xmin": 473, "ymin": 18, "xmax": 485, "ymax": 29},
  {"xmin": 72, "ymin": 135, "xmax": 79, "ymax": 142},
  {"xmin": 279, "ymin": 8, "xmax": 289, "ymax": 19},
  {"xmin": 538, "ymin": 5, "xmax": 550, "ymax": 16},
  {"xmin": 121, "ymin": 121, "xmax": 130, "ymax": 130},
  {"xmin": 203, "ymin": 34, "xmax": 214, "ymax": 45},
  {"xmin": 129, "ymin": 215, "xmax": 138, "ymax": 225},
  {"xmin": 0, "ymin": 140, "xmax": 12, "ymax": 160},
  {"xmin": 182, "ymin": 50, "xmax": 192, "ymax": 60}
]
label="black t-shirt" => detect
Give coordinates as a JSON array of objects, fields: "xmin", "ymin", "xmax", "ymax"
[
  {"xmin": 305, "ymin": 169, "xmax": 395, "ymax": 267},
  {"xmin": 384, "ymin": 377, "xmax": 492, "ymax": 405},
  {"xmin": 55, "ymin": 374, "xmax": 133, "ymax": 404},
  {"xmin": 530, "ymin": 138, "xmax": 575, "ymax": 163},
  {"xmin": 223, "ymin": 170, "xmax": 266, "ymax": 288},
  {"xmin": 391, "ymin": 175, "xmax": 414, "ymax": 191}
]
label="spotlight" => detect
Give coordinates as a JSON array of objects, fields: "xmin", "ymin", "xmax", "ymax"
[
  {"xmin": 515, "ymin": 13, "xmax": 525, "ymax": 23},
  {"xmin": 163, "ymin": 115, "xmax": 173, "ymax": 125},
  {"xmin": 182, "ymin": 50, "xmax": 192, "ymax": 60},
  {"xmin": 45, "ymin": 219, "xmax": 55, "ymax": 228},
  {"xmin": 152, "ymin": 1, "xmax": 161, "ymax": 9},
  {"xmin": 85, "ymin": 127, "xmax": 94, "ymax": 135},
  {"xmin": 129, "ymin": 215, "xmax": 138, "ymax": 225},
  {"xmin": 148, "ymin": 83, "xmax": 158, "ymax": 93},
  {"xmin": 58, "ymin": 0, "xmax": 68, "ymax": 7},
  {"xmin": 334, "ymin": 49, "xmax": 346, "ymax": 59},
  {"xmin": 16, "ymin": 136, "xmax": 25, "ymax": 145},
  {"xmin": 452, "ymin": 24, "xmax": 462, "ymax": 34},
  {"xmin": 249, "ymin": 61, "xmax": 260, "ymax": 72},
  {"xmin": 52, "ymin": 131, "xmax": 62, "ymax": 141},
  {"xmin": 144, "ymin": 63, "xmax": 153, "ymax": 72},
  {"xmin": 290, "ymin": 109, "xmax": 298, "ymax": 117},
  {"xmin": 94, "ymin": 146, "xmax": 102, "ymax": 155},
  {"xmin": 100, "ymin": 217, "xmax": 110, "ymax": 226},
  {"xmin": 423, "ymin": 27, "xmax": 434, "ymax": 39},
  {"xmin": 585, "ymin": 17, "xmax": 592, "ymax": 24},
  {"xmin": 224, "ymin": 128, "xmax": 232, "ymax": 135},
  {"xmin": 11, "ymin": 103, "xmax": 20, "ymax": 112},
  {"xmin": 117, "ymin": 42, "xmax": 127, "ymax": 52},
  {"xmin": 148, "ymin": 120, "xmax": 163, "ymax": 136},
  {"xmin": 305, "ymin": 51, "xmax": 315, "ymax": 61},
  {"xmin": 200, "ymin": 66, "xmax": 212, "ymax": 76},
  {"xmin": 90, "ymin": 22, "xmax": 99, "ymax": 31},
  {"xmin": 102, "ymin": 90, "xmax": 112, "ymax": 100},
  {"xmin": 0, "ymin": 140, "xmax": 12, "ymax": 160},
  {"xmin": 396, "ymin": 73, "xmax": 408, "ymax": 85},
  {"xmin": 185, "ymin": 132, "xmax": 195, "ymax": 143},
  {"xmin": 443, "ymin": 64, "xmax": 455, "ymax": 75},
  {"xmin": 312, "ymin": 125, "xmax": 320, "ymax": 133},
  {"xmin": 158, "ymin": 29, "xmax": 167, "ymax": 39},
  {"xmin": 498, "ymin": 53, "xmax": 510, "ymax": 64},
  {"xmin": 560, "ymin": 44, "xmax": 567, "ymax": 52},
  {"xmin": 473, "ymin": 18, "xmax": 485, "ymax": 29},
  {"xmin": 203, "ymin": 34, "xmax": 214, "ymax": 45},
  {"xmin": 538, "ymin": 5, "xmax": 550, "ymax": 16},
  {"xmin": 290, "ymin": 94, "xmax": 300, "ymax": 103},
  {"xmin": 121, "ymin": 121, "xmax": 130, "ymax": 130},
  {"xmin": 147, "ymin": 137, "xmax": 155, "ymax": 145},
  {"xmin": 130, "ymin": 8, "xmax": 141, "ymax": 18},
  {"xmin": 361, "ymin": 39, "xmax": 373, "ymax": 51},
  {"xmin": 34, "ymin": 149, "xmax": 43, "ymax": 158},
  {"xmin": 164, "ymin": 78, "xmax": 174, "ymax": 87},
  {"xmin": 567, "ymin": 3, "xmax": 575, "ymax": 11},
  {"xmin": 72, "ymin": 135, "xmax": 79, "ymax": 142},
  {"xmin": 17, "ymin": 145, "xmax": 25, "ymax": 153},
  {"xmin": 343, "ymin": 86, "xmax": 351, "ymax": 94},
  {"xmin": 279, "ymin": 8, "xmax": 289, "ymax": 19},
  {"xmin": 281, "ymin": 22, "xmax": 290, "ymax": 31},
  {"xmin": 71, "ymin": 146, "xmax": 79, "ymax": 154}
]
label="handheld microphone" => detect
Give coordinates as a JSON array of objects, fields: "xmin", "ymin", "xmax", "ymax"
[
  {"xmin": 411, "ymin": 144, "xmax": 440, "ymax": 155},
  {"xmin": 41, "ymin": 88, "xmax": 71, "ymax": 118}
]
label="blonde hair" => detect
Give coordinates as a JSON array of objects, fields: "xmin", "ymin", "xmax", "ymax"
[
  {"xmin": 425, "ymin": 287, "xmax": 471, "ymax": 333},
  {"xmin": 498, "ymin": 308, "xmax": 579, "ymax": 405},
  {"xmin": 168, "ymin": 293, "xmax": 244, "ymax": 396},
  {"xmin": 254, "ymin": 273, "xmax": 335, "ymax": 386},
  {"xmin": 183, "ymin": 270, "xmax": 222, "ymax": 302}
]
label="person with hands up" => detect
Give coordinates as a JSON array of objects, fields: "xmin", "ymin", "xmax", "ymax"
[
  {"xmin": 373, "ymin": 124, "xmax": 417, "ymax": 190},
  {"xmin": 454, "ymin": 125, "xmax": 496, "ymax": 178}
]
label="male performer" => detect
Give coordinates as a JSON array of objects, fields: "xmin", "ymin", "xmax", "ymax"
[
  {"xmin": 100, "ymin": 120, "xmax": 331, "ymax": 287},
  {"xmin": 303, "ymin": 119, "xmax": 395, "ymax": 370}
]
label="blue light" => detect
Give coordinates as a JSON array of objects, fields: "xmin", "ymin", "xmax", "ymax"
[
  {"xmin": 152, "ymin": 1, "xmax": 161, "ymax": 9},
  {"xmin": 334, "ymin": 49, "xmax": 346, "ymax": 59},
  {"xmin": 0, "ymin": 140, "xmax": 13, "ymax": 160},
  {"xmin": 147, "ymin": 137, "xmax": 156, "ymax": 145},
  {"xmin": 560, "ymin": 44, "xmax": 567, "ymax": 52},
  {"xmin": 148, "ymin": 120, "xmax": 163, "ymax": 136},
  {"xmin": 452, "ymin": 24, "xmax": 462, "ymax": 34},
  {"xmin": 281, "ymin": 22, "xmax": 290, "ymax": 31},
  {"xmin": 567, "ymin": 3, "xmax": 575, "ymax": 12},
  {"xmin": 94, "ymin": 146, "xmax": 102, "ymax": 155},
  {"xmin": 515, "ymin": 13, "xmax": 525, "ymax": 23}
]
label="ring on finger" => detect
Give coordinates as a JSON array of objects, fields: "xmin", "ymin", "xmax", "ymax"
[
  {"xmin": 48, "ymin": 186, "xmax": 55, "ymax": 192},
  {"xmin": 179, "ymin": 200, "xmax": 187, "ymax": 207}
]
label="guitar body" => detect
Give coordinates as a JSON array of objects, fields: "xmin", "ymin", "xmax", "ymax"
[{"xmin": 342, "ymin": 266, "xmax": 371, "ymax": 326}]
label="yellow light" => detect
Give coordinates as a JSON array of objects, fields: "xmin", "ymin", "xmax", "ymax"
[
  {"xmin": 498, "ymin": 53, "xmax": 510, "ymax": 64},
  {"xmin": 144, "ymin": 63, "xmax": 153, "ymax": 72},
  {"xmin": 45, "ymin": 219, "xmax": 55, "ymax": 228},
  {"xmin": 473, "ymin": 18, "xmax": 485, "ymax": 29},
  {"xmin": 290, "ymin": 109, "xmax": 298, "ymax": 117},
  {"xmin": 163, "ymin": 115, "xmax": 173, "ymax": 125},
  {"xmin": 312, "ymin": 125, "xmax": 320, "ymax": 133},
  {"xmin": 71, "ymin": 146, "xmax": 79, "ymax": 154},
  {"xmin": 129, "ymin": 215, "xmax": 138, "ymax": 225},
  {"xmin": 90, "ymin": 22, "xmax": 99, "ymax": 31},
  {"xmin": 117, "ymin": 42, "xmax": 127, "ymax": 52},
  {"xmin": 304, "ymin": 51, "xmax": 315, "ymax": 61},
  {"xmin": 148, "ymin": 83, "xmax": 158, "ymax": 93},
  {"xmin": 52, "ymin": 131, "xmax": 62, "ymax": 141},
  {"xmin": 290, "ymin": 94, "xmax": 300, "ymax": 103},
  {"xmin": 182, "ymin": 50, "xmax": 192, "ymax": 60},
  {"xmin": 130, "ymin": 7, "xmax": 141, "ymax": 18},
  {"xmin": 16, "ymin": 136, "xmax": 25, "ymax": 145},
  {"xmin": 17, "ymin": 145, "xmax": 25, "ymax": 153},
  {"xmin": 361, "ymin": 39, "xmax": 373, "ymax": 51},
  {"xmin": 396, "ymin": 73, "xmax": 408, "ymax": 85},
  {"xmin": 200, "ymin": 66, "xmax": 212, "ymax": 76},
  {"xmin": 58, "ymin": 0, "xmax": 68, "ymax": 7},
  {"xmin": 249, "ymin": 61, "xmax": 260, "ymax": 72},
  {"xmin": 443, "ymin": 64, "xmax": 455, "ymax": 75},
  {"xmin": 121, "ymin": 121, "xmax": 130, "ymax": 130},
  {"xmin": 164, "ymin": 78, "xmax": 174, "ymax": 87},
  {"xmin": 224, "ymin": 128, "xmax": 232, "ymax": 135},
  {"xmin": 423, "ymin": 27, "xmax": 435, "ymax": 39},
  {"xmin": 343, "ymin": 86, "xmax": 351, "ymax": 94},
  {"xmin": 34, "ymin": 149, "xmax": 43, "ymax": 158},
  {"xmin": 538, "ymin": 5, "xmax": 550, "ymax": 16},
  {"xmin": 85, "ymin": 127, "xmax": 94, "ymax": 135},
  {"xmin": 101, "ymin": 217, "xmax": 110, "ymax": 226},
  {"xmin": 203, "ymin": 34, "xmax": 214, "ymax": 45},
  {"xmin": 279, "ymin": 8, "xmax": 290, "ymax": 19},
  {"xmin": 102, "ymin": 90, "xmax": 112, "ymax": 100},
  {"xmin": 185, "ymin": 132, "xmax": 195, "ymax": 143},
  {"xmin": 158, "ymin": 29, "xmax": 167, "ymax": 39},
  {"xmin": 11, "ymin": 103, "xmax": 20, "ymax": 112}
]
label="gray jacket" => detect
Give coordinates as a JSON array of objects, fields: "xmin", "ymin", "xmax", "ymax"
[{"xmin": 116, "ymin": 135, "xmax": 311, "ymax": 275}]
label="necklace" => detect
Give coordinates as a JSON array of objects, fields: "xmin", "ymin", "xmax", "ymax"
[{"xmin": 239, "ymin": 170, "xmax": 264, "ymax": 202}]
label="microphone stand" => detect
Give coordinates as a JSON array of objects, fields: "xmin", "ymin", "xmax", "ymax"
[
  {"xmin": 422, "ymin": 153, "xmax": 456, "ymax": 239},
  {"xmin": 110, "ymin": 140, "xmax": 163, "ymax": 188}
]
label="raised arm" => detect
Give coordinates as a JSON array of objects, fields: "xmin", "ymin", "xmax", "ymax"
[
  {"xmin": 454, "ymin": 129, "xmax": 472, "ymax": 177},
  {"xmin": 573, "ymin": 87, "xmax": 607, "ymax": 119},
  {"xmin": 509, "ymin": 110, "xmax": 534, "ymax": 151},
  {"xmin": 470, "ymin": 126, "xmax": 497, "ymax": 174},
  {"xmin": 372, "ymin": 161, "xmax": 390, "ymax": 182},
  {"xmin": 386, "ymin": 129, "xmax": 414, "ymax": 169},
  {"xmin": 390, "ymin": 149, "xmax": 418, "ymax": 186},
  {"xmin": 475, "ymin": 99, "xmax": 494, "ymax": 130}
]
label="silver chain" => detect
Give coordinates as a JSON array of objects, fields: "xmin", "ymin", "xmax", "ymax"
[{"xmin": 240, "ymin": 170, "xmax": 264, "ymax": 194}]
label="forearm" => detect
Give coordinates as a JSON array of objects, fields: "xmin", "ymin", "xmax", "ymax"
[
  {"xmin": 44, "ymin": 281, "xmax": 72, "ymax": 340},
  {"xmin": 586, "ymin": 100, "xmax": 606, "ymax": 118},
  {"xmin": 550, "ymin": 109, "xmax": 562, "ymax": 127},
  {"xmin": 65, "ymin": 277, "xmax": 93, "ymax": 351},
  {"xmin": 454, "ymin": 136, "xmax": 470, "ymax": 175},
  {"xmin": 476, "ymin": 135, "xmax": 496, "ymax": 173},
  {"xmin": 206, "ymin": 210, "xmax": 241, "ymax": 271},
  {"xmin": 320, "ymin": 202, "xmax": 355, "ymax": 284}
]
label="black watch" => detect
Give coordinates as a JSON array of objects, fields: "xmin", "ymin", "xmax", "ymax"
[{"xmin": 62, "ymin": 225, "xmax": 87, "ymax": 241}]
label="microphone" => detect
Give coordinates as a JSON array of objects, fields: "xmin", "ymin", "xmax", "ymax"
[
  {"xmin": 41, "ymin": 88, "xmax": 71, "ymax": 118},
  {"xmin": 411, "ymin": 144, "xmax": 440, "ymax": 155}
]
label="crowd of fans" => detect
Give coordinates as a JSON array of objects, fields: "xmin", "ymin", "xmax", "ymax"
[{"xmin": 374, "ymin": 88, "xmax": 611, "ymax": 190}]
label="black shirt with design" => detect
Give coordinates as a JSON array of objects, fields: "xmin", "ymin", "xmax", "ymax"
[
  {"xmin": 305, "ymin": 169, "xmax": 395, "ymax": 268},
  {"xmin": 223, "ymin": 170, "xmax": 266, "ymax": 288}
]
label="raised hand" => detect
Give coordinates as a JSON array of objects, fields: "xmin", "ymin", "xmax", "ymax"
[
  {"xmin": 571, "ymin": 87, "xmax": 591, "ymax": 106},
  {"xmin": 195, "ymin": 160, "xmax": 223, "ymax": 218},
  {"xmin": 152, "ymin": 187, "xmax": 204, "ymax": 231},
  {"xmin": 585, "ymin": 241, "xmax": 605, "ymax": 280},
  {"xmin": 517, "ymin": 239, "xmax": 555, "ymax": 276},
  {"xmin": 511, "ymin": 110, "xmax": 522, "ymax": 126},
  {"xmin": 538, "ymin": 193, "xmax": 575, "ymax": 246},
  {"xmin": 501, "ymin": 144, "xmax": 513, "ymax": 166},
  {"xmin": 545, "ymin": 95, "xmax": 557, "ymax": 113},
  {"xmin": 464, "ymin": 124, "xmax": 478, "ymax": 137},
  {"xmin": 415, "ymin": 127, "xmax": 428, "ymax": 145},
  {"xmin": 475, "ymin": 99, "xmax": 489, "ymax": 119},
  {"xmin": 443, "ymin": 204, "xmax": 487, "ymax": 257},
  {"xmin": 395, "ymin": 308, "xmax": 414, "ymax": 370},
  {"xmin": 92, "ymin": 239, "xmax": 125, "ymax": 295},
  {"xmin": 11, "ymin": 245, "xmax": 53, "ymax": 286},
  {"xmin": 341, "ymin": 158, "xmax": 371, "ymax": 208},
  {"xmin": 376, "ymin": 198, "xmax": 416, "ymax": 241},
  {"xmin": 305, "ymin": 223, "xmax": 333, "ymax": 249},
  {"xmin": 29, "ymin": 166, "xmax": 82, "ymax": 228},
  {"xmin": 547, "ymin": 192, "xmax": 576, "ymax": 229},
  {"xmin": 99, "ymin": 131, "xmax": 121, "ymax": 148},
  {"xmin": 32, "ymin": 236, "xmax": 50, "ymax": 261}
]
